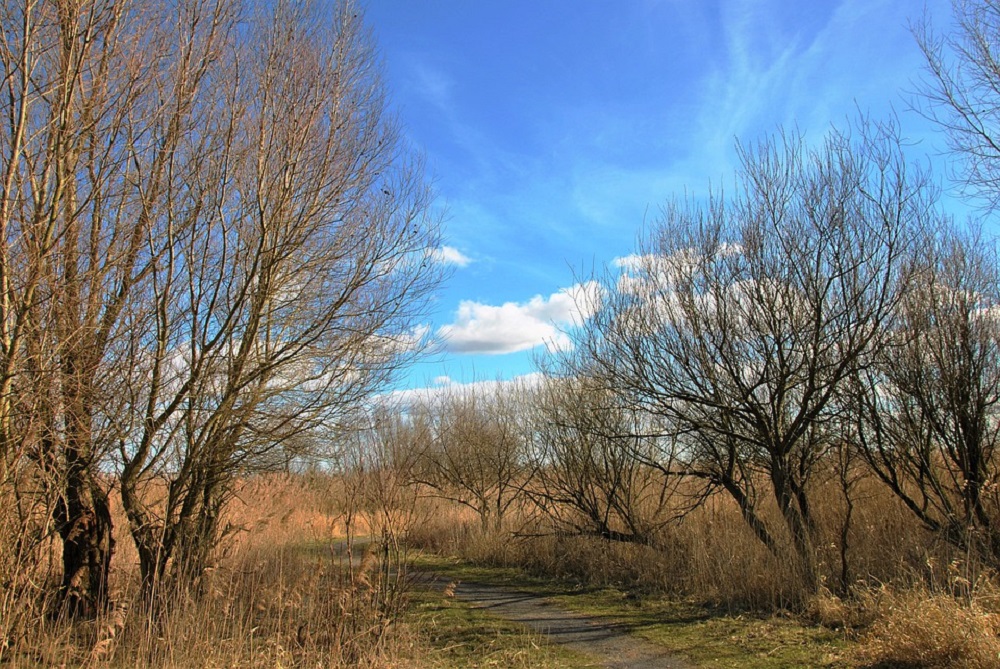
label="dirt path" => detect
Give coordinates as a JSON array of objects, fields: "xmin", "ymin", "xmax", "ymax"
[{"xmin": 429, "ymin": 576, "xmax": 692, "ymax": 669}]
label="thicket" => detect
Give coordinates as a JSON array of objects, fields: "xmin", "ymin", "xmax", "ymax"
[{"xmin": 0, "ymin": 0, "xmax": 440, "ymax": 662}]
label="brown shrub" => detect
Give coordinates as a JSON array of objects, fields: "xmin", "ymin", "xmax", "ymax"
[
  {"xmin": 424, "ymin": 466, "xmax": 993, "ymax": 614},
  {"xmin": 854, "ymin": 587, "xmax": 1000, "ymax": 669}
]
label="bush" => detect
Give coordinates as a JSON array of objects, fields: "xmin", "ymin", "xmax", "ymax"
[{"xmin": 854, "ymin": 587, "xmax": 1000, "ymax": 669}]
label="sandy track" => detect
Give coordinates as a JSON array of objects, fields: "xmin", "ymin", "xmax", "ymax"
[{"xmin": 426, "ymin": 576, "xmax": 692, "ymax": 669}]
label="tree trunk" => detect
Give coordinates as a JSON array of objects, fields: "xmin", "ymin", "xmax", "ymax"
[
  {"xmin": 771, "ymin": 463, "xmax": 818, "ymax": 594},
  {"xmin": 721, "ymin": 476, "xmax": 780, "ymax": 555},
  {"xmin": 120, "ymin": 471, "xmax": 168, "ymax": 600},
  {"xmin": 54, "ymin": 463, "xmax": 114, "ymax": 617}
]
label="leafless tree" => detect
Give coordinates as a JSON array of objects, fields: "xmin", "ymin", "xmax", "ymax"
[
  {"xmin": 854, "ymin": 0, "xmax": 1000, "ymax": 565},
  {"xmin": 412, "ymin": 381, "xmax": 535, "ymax": 533},
  {"xmin": 0, "ymin": 0, "xmax": 441, "ymax": 611},
  {"xmin": 113, "ymin": 0, "xmax": 442, "ymax": 596},
  {"xmin": 0, "ymin": 0, "xmax": 228, "ymax": 615},
  {"xmin": 850, "ymin": 224, "xmax": 1000, "ymax": 562},
  {"xmin": 564, "ymin": 124, "xmax": 932, "ymax": 591},
  {"xmin": 333, "ymin": 408, "xmax": 424, "ymax": 631},
  {"xmin": 528, "ymin": 373, "xmax": 696, "ymax": 547},
  {"xmin": 914, "ymin": 0, "xmax": 1000, "ymax": 209}
]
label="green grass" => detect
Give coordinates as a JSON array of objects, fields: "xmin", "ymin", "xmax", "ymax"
[
  {"xmin": 546, "ymin": 587, "xmax": 849, "ymax": 669},
  {"xmin": 400, "ymin": 586, "xmax": 593, "ymax": 668},
  {"xmin": 410, "ymin": 552, "xmax": 852, "ymax": 669},
  {"xmin": 287, "ymin": 542, "xmax": 590, "ymax": 667}
]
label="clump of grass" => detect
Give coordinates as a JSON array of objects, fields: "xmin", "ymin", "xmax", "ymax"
[
  {"xmin": 853, "ymin": 586, "xmax": 1000, "ymax": 669},
  {"xmin": 806, "ymin": 589, "xmax": 861, "ymax": 630}
]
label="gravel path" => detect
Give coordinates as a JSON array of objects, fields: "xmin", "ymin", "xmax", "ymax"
[{"xmin": 434, "ymin": 577, "xmax": 692, "ymax": 669}]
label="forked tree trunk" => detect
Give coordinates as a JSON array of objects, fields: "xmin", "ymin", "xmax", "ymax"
[{"xmin": 124, "ymin": 464, "xmax": 229, "ymax": 601}]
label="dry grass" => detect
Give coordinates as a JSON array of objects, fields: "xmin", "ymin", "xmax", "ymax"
[
  {"xmin": 0, "ymin": 471, "xmax": 62, "ymax": 665},
  {"xmin": 415, "ymin": 471, "xmax": 981, "ymax": 606},
  {"xmin": 413, "ymin": 468, "xmax": 1000, "ymax": 665},
  {"xmin": 7, "ymin": 466, "xmax": 1000, "ymax": 667},
  {"xmin": 1, "ymin": 473, "xmax": 422, "ymax": 668},
  {"xmin": 14, "ymin": 545, "xmax": 408, "ymax": 668},
  {"xmin": 851, "ymin": 587, "xmax": 1000, "ymax": 668}
]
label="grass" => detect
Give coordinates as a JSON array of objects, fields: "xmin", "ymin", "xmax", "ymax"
[
  {"xmin": 398, "ymin": 587, "xmax": 592, "ymax": 669},
  {"xmin": 411, "ymin": 551, "xmax": 851, "ymax": 669},
  {"xmin": 547, "ymin": 588, "xmax": 848, "ymax": 669},
  {"xmin": 7, "ymin": 472, "xmax": 999, "ymax": 668}
]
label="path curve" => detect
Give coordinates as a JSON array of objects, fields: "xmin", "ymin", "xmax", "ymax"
[{"xmin": 427, "ymin": 576, "xmax": 692, "ymax": 669}]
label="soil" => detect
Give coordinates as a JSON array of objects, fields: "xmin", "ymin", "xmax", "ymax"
[{"xmin": 427, "ymin": 576, "xmax": 692, "ymax": 669}]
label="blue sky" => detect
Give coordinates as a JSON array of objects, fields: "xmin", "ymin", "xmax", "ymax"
[{"xmin": 366, "ymin": 0, "xmax": 957, "ymax": 392}]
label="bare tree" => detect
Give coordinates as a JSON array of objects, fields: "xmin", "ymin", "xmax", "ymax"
[
  {"xmin": 914, "ymin": 0, "xmax": 1000, "ymax": 209},
  {"xmin": 565, "ymin": 124, "xmax": 931, "ymax": 591},
  {"xmin": 855, "ymin": 0, "xmax": 1000, "ymax": 565},
  {"xmin": 333, "ymin": 408, "xmax": 423, "ymax": 638},
  {"xmin": 113, "ymin": 0, "xmax": 442, "ymax": 596},
  {"xmin": 413, "ymin": 381, "xmax": 535, "ymax": 533},
  {"xmin": 0, "ymin": 0, "xmax": 230, "ymax": 615},
  {"xmin": 850, "ymin": 224, "xmax": 1000, "ymax": 562},
  {"xmin": 0, "ymin": 0, "xmax": 441, "ymax": 611},
  {"xmin": 529, "ymin": 374, "xmax": 694, "ymax": 547}
]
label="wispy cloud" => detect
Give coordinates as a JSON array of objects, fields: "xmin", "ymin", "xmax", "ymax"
[
  {"xmin": 431, "ymin": 245, "xmax": 473, "ymax": 267},
  {"xmin": 409, "ymin": 61, "xmax": 455, "ymax": 114},
  {"xmin": 437, "ymin": 281, "xmax": 602, "ymax": 355},
  {"xmin": 688, "ymin": 1, "xmax": 817, "ymax": 172},
  {"xmin": 702, "ymin": 0, "xmax": 925, "ymax": 146},
  {"xmin": 561, "ymin": 0, "xmax": 937, "ymax": 236},
  {"xmin": 374, "ymin": 0, "xmax": 948, "ymax": 388}
]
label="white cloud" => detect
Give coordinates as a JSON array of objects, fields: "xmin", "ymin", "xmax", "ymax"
[
  {"xmin": 379, "ymin": 372, "xmax": 547, "ymax": 410},
  {"xmin": 613, "ymin": 244, "xmax": 744, "ymax": 294},
  {"xmin": 437, "ymin": 282, "xmax": 602, "ymax": 355},
  {"xmin": 612, "ymin": 253, "xmax": 646, "ymax": 271},
  {"xmin": 431, "ymin": 245, "xmax": 473, "ymax": 267}
]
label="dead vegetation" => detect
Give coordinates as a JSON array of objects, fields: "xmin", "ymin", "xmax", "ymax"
[
  {"xmin": 1, "ymin": 474, "xmax": 422, "ymax": 668},
  {"xmin": 407, "ymin": 463, "xmax": 1000, "ymax": 668},
  {"xmin": 5, "ymin": 466, "xmax": 1000, "ymax": 667}
]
